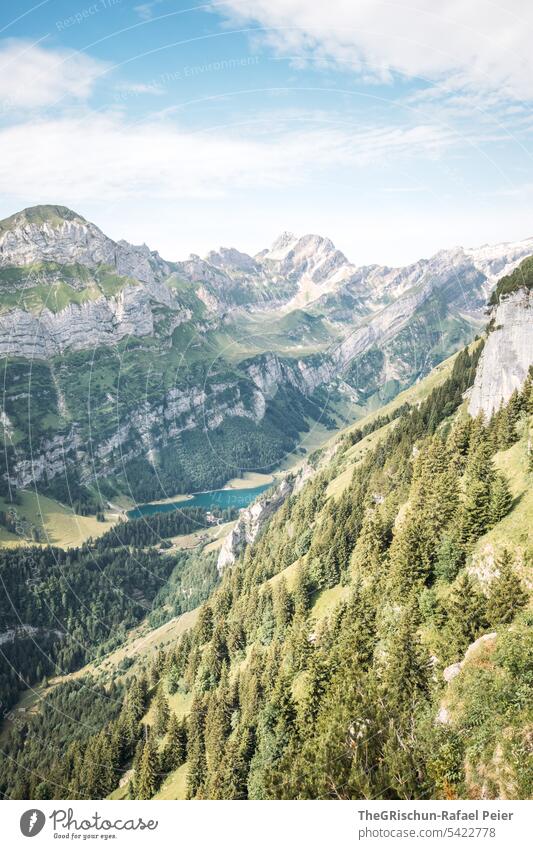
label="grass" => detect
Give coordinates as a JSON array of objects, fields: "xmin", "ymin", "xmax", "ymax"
[
  {"xmin": 310, "ymin": 582, "xmax": 352, "ymax": 623},
  {"xmin": 145, "ymin": 689, "xmax": 193, "ymax": 727},
  {"xmin": 0, "ymin": 490, "xmax": 119, "ymax": 548},
  {"xmin": 223, "ymin": 471, "xmax": 274, "ymax": 490},
  {"xmin": 268, "ymin": 559, "xmax": 300, "ymax": 591},
  {"xmin": 108, "ymin": 782, "xmax": 130, "ymax": 800},
  {"xmin": 81, "ymin": 608, "xmax": 200, "ymax": 683},
  {"xmin": 324, "ymin": 345, "xmax": 476, "ymax": 501},
  {"xmin": 153, "ymin": 762, "xmax": 188, "ymax": 800},
  {"xmin": 472, "ymin": 427, "xmax": 533, "ymax": 576}
]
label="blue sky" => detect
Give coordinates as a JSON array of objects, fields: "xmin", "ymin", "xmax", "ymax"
[{"xmin": 0, "ymin": 0, "xmax": 532, "ymax": 265}]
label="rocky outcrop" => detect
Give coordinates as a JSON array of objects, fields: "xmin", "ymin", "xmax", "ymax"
[
  {"xmin": 0, "ymin": 206, "xmax": 173, "ymax": 294},
  {"xmin": 217, "ymin": 461, "xmax": 316, "ymax": 572},
  {"xmin": 0, "ymin": 286, "xmax": 166, "ymax": 357},
  {"xmin": 469, "ymin": 289, "xmax": 532, "ymax": 417},
  {"xmin": 217, "ymin": 478, "xmax": 293, "ymax": 572},
  {"xmin": 437, "ymin": 633, "xmax": 498, "ymax": 725},
  {"xmin": 0, "ymin": 623, "xmax": 65, "ymax": 646}
]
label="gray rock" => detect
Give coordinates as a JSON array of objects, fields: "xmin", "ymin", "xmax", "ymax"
[{"xmin": 469, "ymin": 289, "xmax": 532, "ymax": 417}]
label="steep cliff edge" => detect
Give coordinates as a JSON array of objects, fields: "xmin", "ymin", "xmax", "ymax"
[{"xmin": 469, "ymin": 288, "xmax": 532, "ymax": 417}]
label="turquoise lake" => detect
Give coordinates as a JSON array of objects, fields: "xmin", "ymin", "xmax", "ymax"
[{"xmin": 127, "ymin": 483, "xmax": 272, "ymax": 519}]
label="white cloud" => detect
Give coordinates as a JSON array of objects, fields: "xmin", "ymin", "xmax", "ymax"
[
  {"xmin": 0, "ymin": 113, "xmax": 455, "ymax": 202},
  {"xmin": 134, "ymin": 1, "xmax": 164, "ymax": 21},
  {"xmin": 0, "ymin": 39, "xmax": 107, "ymax": 110},
  {"xmin": 114, "ymin": 82, "xmax": 166, "ymax": 96},
  {"xmin": 218, "ymin": 0, "xmax": 533, "ymax": 100}
]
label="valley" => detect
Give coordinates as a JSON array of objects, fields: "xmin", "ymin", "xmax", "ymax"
[
  {"xmin": 2, "ymin": 204, "xmax": 532, "ymax": 516},
  {"xmin": 0, "ymin": 205, "xmax": 531, "ymax": 803}
]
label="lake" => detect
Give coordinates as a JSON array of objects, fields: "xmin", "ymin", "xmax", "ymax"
[{"xmin": 127, "ymin": 482, "xmax": 272, "ymax": 519}]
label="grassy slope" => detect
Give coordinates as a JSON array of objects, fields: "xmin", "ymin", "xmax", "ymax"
[
  {"xmin": 133, "ymin": 350, "xmax": 474, "ymax": 799},
  {"xmin": 153, "ymin": 763, "xmax": 189, "ymax": 800},
  {"xmin": 473, "ymin": 431, "xmax": 533, "ymax": 572},
  {"xmin": 1, "ymin": 608, "xmax": 200, "ymax": 745},
  {"xmin": 325, "ymin": 346, "xmax": 467, "ymax": 500},
  {"xmin": 0, "ymin": 490, "xmax": 119, "ymax": 548}
]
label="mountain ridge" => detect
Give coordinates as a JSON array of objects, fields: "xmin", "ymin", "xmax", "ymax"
[{"xmin": 1, "ymin": 203, "xmax": 532, "ymax": 506}]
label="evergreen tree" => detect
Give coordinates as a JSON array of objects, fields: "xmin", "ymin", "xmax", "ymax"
[
  {"xmin": 486, "ymin": 550, "xmax": 528, "ymax": 625},
  {"xmin": 460, "ymin": 478, "xmax": 492, "ymax": 546},
  {"xmin": 292, "ymin": 561, "xmax": 312, "ymax": 615},
  {"xmin": 434, "ymin": 527, "xmax": 464, "ymax": 582},
  {"xmin": 136, "ymin": 733, "xmax": 160, "ymax": 800},
  {"xmin": 272, "ymin": 576, "xmax": 293, "ymax": 635},
  {"xmin": 162, "ymin": 714, "xmax": 187, "ymax": 772},
  {"xmin": 154, "ymin": 686, "xmax": 170, "ymax": 736},
  {"xmin": 445, "ymin": 574, "xmax": 487, "ymax": 655},
  {"xmin": 187, "ymin": 694, "xmax": 207, "ymax": 798},
  {"xmin": 490, "ymin": 472, "xmax": 513, "ymax": 525}
]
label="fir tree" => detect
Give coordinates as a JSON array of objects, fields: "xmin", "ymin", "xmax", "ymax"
[
  {"xmin": 154, "ymin": 686, "xmax": 170, "ymax": 736},
  {"xmin": 446, "ymin": 574, "xmax": 487, "ymax": 655},
  {"xmin": 490, "ymin": 472, "xmax": 513, "ymax": 525},
  {"xmin": 434, "ymin": 527, "xmax": 464, "ymax": 582},
  {"xmin": 486, "ymin": 550, "xmax": 527, "ymax": 625},
  {"xmin": 162, "ymin": 714, "xmax": 187, "ymax": 772},
  {"xmin": 136, "ymin": 734, "xmax": 160, "ymax": 800}
]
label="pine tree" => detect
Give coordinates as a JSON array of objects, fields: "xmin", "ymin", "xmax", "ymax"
[
  {"xmin": 186, "ymin": 694, "xmax": 207, "ymax": 798},
  {"xmin": 154, "ymin": 685, "xmax": 170, "ymax": 736},
  {"xmin": 490, "ymin": 472, "xmax": 513, "ymax": 525},
  {"xmin": 434, "ymin": 526, "xmax": 464, "ymax": 582},
  {"xmin": 486, "ymin": 550, "xmax": 527, "ymax": 625},
  {"xmin": 495, "ymin": 405, "xmax": 516, "ymax": 449},
  {"xmin": 292, "ymin": 561, "xmax": 312, "ymax": 615},
  {"xmin": 167, "ymin": 664, "xmax": 180, "ymax": 695},
  {"xmin": 272, "ymin": 576, "xmax": 293, "ymax": 635},
  {"xmin": 380, "ymin": 595, "xmax": 430, "ymax": 713},
  {"xmin": 162, "ymin": 714, "xmax": 187, "ymax": 772},
  {"xmin": 446, "ymin": 574, "xmax": 487, "ymax": 655},
  {"xmin": 351, "ymin": 508, "xmax": 385, "ymax": 577},
  {"xmin": 460, "ymin": 478, "xmax": 492, "ymax": 546},
  {"xmin": 196, "ymin": 604, "xmax": 214, "ymax": 643},
  {"xmin": 136, "ymin": 734, "xmax": 160, "ymax": 799}
]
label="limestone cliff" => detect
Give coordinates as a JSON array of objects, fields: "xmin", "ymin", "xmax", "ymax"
[
  {"xmin": 217, "ymin": 477, "xmax": 294, "ymax": 572},
  {"xmin": 469, "ymin": 288, "xmax": 532, "ymax": 417}
]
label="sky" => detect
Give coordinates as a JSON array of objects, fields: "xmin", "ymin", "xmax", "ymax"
[{"xmin": 0, "ymin": 0, "xmax": 533, "ymax": 266}]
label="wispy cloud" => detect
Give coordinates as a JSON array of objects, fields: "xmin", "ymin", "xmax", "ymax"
[
  {"xmin": 0, "ymin": 112, "xmax": 456, "ymax": 203},
  {"xmin": 0, "ymin": 39, "xmax": 107, "ymax": 110},
  {"xmin": 218, "ymin": 0, "xmax": 533, "ymax": 100},
  {"xmin": 134, "ymin": 1, "xmax": 165, "ymax": 21}
]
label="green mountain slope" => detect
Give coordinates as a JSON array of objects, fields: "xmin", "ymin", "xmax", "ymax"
[
  {"xmin": 3, "ymin": 204, "xmax": 530, "ymax": 511},
  {"xmin": 1, "ymin": 327, "xmax": 531, "ymax": 801}
]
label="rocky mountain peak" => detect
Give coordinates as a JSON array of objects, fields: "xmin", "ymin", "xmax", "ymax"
[
  {"xmin": 0, "ymin": 204, "xmax": 175, "ymax": 302},
  {"xmin": 0, "ymin": 204, "xmax": 87, "ymax": 233},
  {"xmin": 205, "ymin": 246, "xmax": 261, "ymax": 275}
]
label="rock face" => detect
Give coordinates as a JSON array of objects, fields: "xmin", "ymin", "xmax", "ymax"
[
  {"xmin": 7, "ymin": 349, "xmax": 327, "ymax": 488},
  {"xmin": 0, "ymin": 205, "xmax": 173, "ymax": 293},
  {"xmin": 437, "ymin": 633, "xmax": 498, "ymax": 725},
  {"xmin": 469, "ymin": 289, "xmax": 533, "ymax": 417},
  {"xmin": 217, "ymin": 462, "xmax": 316, "ymax": 572},
  {"xmin": 0, "ymin": 287, "xmax": 183, "ymax": 358},
  {"xmin": 217, "ymin": 478, "xmax": 294, "ymax": 572},
  {"xmin": 1, "ymin": 202, "xmax": 532, "ymax": 495}
]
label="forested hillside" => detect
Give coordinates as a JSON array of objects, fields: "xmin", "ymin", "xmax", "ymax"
[{"xmin": 2, "ymin": 339, "xmax": 530, "ymax": 800}]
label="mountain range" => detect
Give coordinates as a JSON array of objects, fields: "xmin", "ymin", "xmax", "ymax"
[
  {"xmin": 1, "ymin": 204, "xmax": 532, "ymax": 505},
  {"xmin": 0, "ymin": 205, "xmax": 532, "ymax": 802}
]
